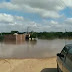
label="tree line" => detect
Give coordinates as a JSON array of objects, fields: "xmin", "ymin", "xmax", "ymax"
[
  {"xmin": 0, "ymin": 32, "xmax": 72, "ymax": 40},
  {"xmin": 30, "ymin": 32, "xmax": 72, "ymax": 39}
]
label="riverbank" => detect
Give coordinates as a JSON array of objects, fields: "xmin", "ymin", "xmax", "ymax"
[{"xmin": 0, "ymin": 57, "xmax": 57, "ymax": 72}]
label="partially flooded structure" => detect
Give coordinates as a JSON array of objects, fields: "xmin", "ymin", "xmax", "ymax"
[
  {"xmin": 2, "ymin": 31, "xmax": 37, "ymax": 44},
  {"xmin": 4, "ymin": 32, "xmax": 26, "ymax": 44}
]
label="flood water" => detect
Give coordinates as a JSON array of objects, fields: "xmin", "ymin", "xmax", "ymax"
[{"xmin": 0, "ymin": 39, "xmax": 72, "ymax": 58}]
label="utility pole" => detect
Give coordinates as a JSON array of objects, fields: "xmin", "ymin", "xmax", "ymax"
[
  {"xmin": 65, "ymin": 29, "xmax": 67, "ymax": 45},
  {"xmin": 27, "ymin": 26, "xmax": 29, "ymax": 34}
]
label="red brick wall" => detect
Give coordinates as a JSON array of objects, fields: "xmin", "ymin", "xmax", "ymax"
[
  {"xmin": 4, "ymin": 34, "xmax": 16, "ymax": 41},
  {"xmin": 4, "ymin": 34, "xmax": 26, "ymax": 44},
  {"xmin": 22, "ymin": 34, "xmax": 25, "ymax": 41},
  {"xmin": 16, "ymin": 34, "xmax": 25, "ymax": 44}
]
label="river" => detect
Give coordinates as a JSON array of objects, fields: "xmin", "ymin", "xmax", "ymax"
[{"xmin": 0, "ymin": 39, "xmax": 72, "ymax": 58}]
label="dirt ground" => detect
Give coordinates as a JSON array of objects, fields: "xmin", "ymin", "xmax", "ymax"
[{"xmin": 0, "ymin": 57, "xmax": 57, "ymax": 72}]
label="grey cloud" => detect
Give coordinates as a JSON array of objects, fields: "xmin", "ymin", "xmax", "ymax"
[
  {"xmin": 11, "ymin": 0, "xmax": 64, "ymax": 11},
  {"xmin": 11, "ymin": 0, "xmax": 64, "ymax": 18},
  {"xmin": 0, "ymin": 0, "xmax": 65, "ymax": 18},
  {"xmin": 0, "ymin": 0, "xmax": 72, "ymax": 19},
  {"xmin": 65, "ymin": 18, "xmax": 72, "ymax": 25}
]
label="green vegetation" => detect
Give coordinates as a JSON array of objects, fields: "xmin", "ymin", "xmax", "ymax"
[
  {"xmin": 31, "ymin": 32, "xmax": 72, "ymax": 39},
  {"xmin": 0, "ymin": 34, "xmax": 4, "ymax": 41},
  {"xmin": 30, "ymin": 32, "xmax": 37, "ymax": 38},
  {"xmin": 0, "ymin": 31, "xmax": 72, "ymax": 40},
  {"xmin": 11, "ymin": 31, "xmax": 19, "ymax": 34}
]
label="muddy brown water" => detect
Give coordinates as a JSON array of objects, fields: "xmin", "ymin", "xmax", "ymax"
[{"xmin": 0, "ymin": 39, "xmax": 72, "ymax": 58}]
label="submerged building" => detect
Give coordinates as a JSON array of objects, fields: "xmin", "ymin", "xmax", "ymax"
[
  {"xmin": 2, "ymin": 30, "xmax": 36, "ymax": 44},
  {"xmin": 4, "ymin": 33, "xmax": 26, "ymax": 44}
]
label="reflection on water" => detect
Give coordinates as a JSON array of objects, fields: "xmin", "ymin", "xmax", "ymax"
[
  {"xmin": 0, "ymin": 39, "xmax": 72, "ymax": 58},
  {"xmin": 3, "ymin": 38, "xmax": 25, "ymax": 45}
]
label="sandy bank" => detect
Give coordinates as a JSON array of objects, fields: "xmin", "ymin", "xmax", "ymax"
[{"xmin": 0, "ymin": 57, "xmax": 57, "ymax": 72}]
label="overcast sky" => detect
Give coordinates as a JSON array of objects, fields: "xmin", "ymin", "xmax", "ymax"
[{"xmin": 0, "ymin": 0, "xmax": 72, "ymax": 32}]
